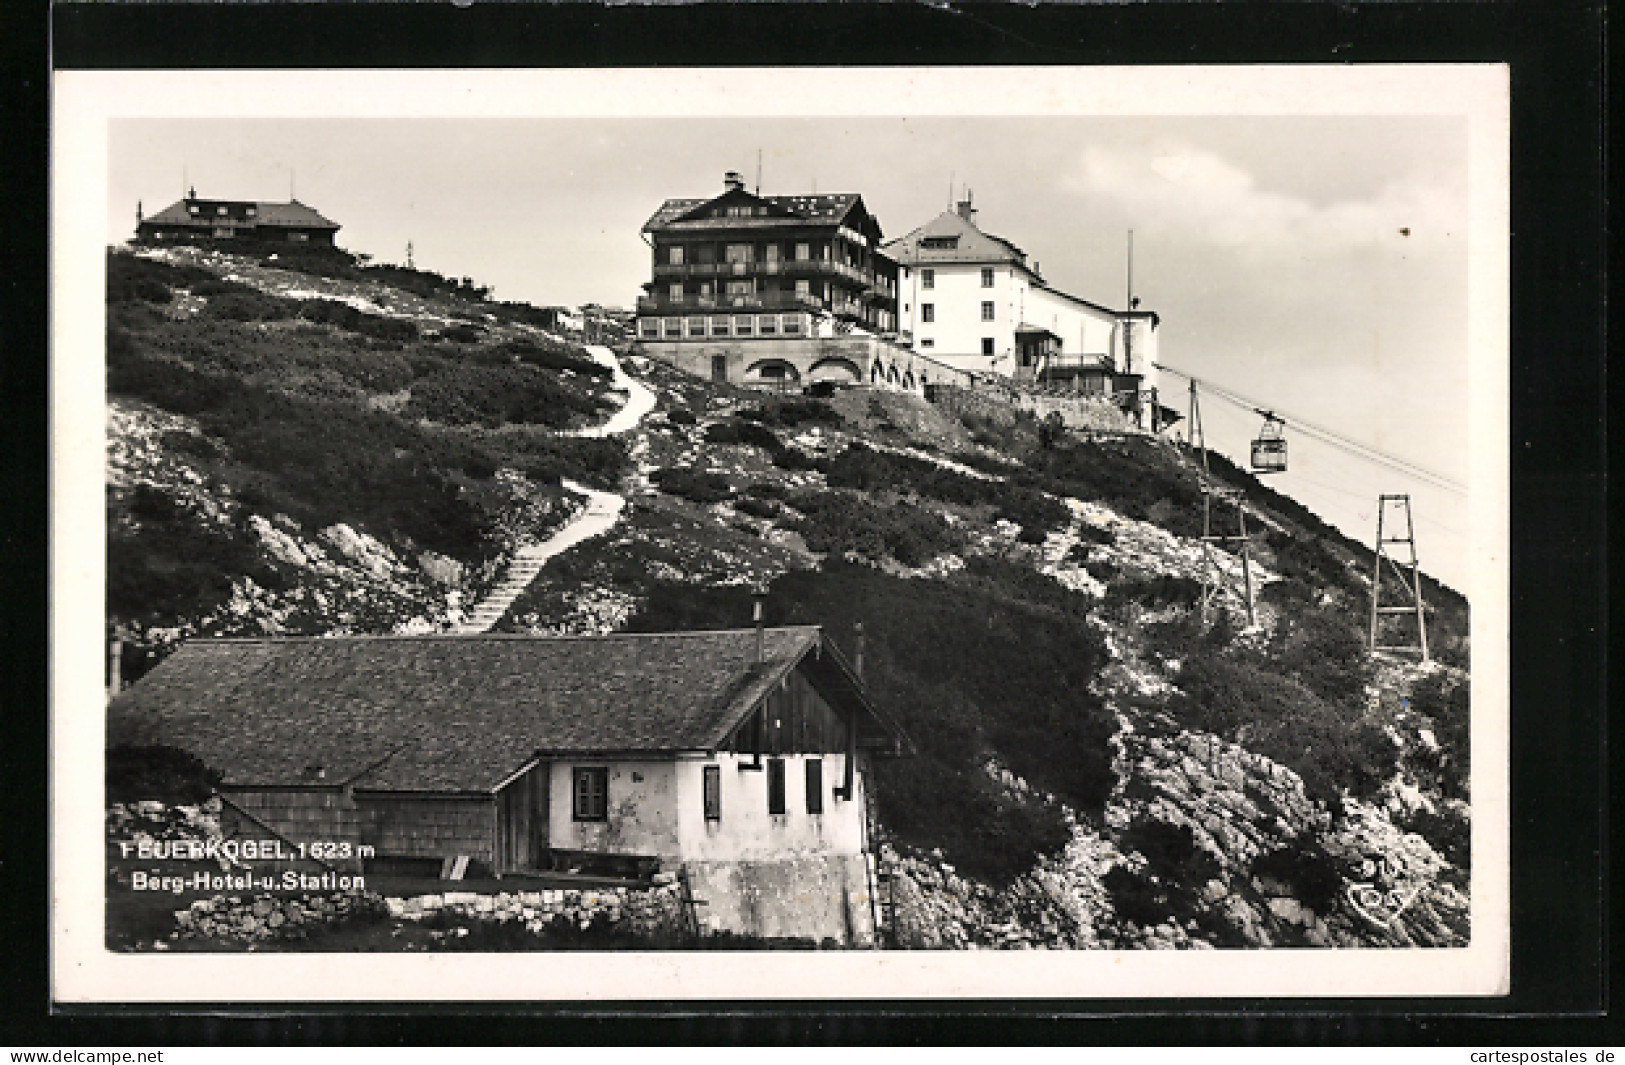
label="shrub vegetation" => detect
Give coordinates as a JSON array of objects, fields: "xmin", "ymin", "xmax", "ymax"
[
  {"xmin": 624, "ymin": 563, "xmax": 1116, "ymax": 883},
  {"xmin": 785, "ymin": 490, "xmax": 958, "ymax": 567}
]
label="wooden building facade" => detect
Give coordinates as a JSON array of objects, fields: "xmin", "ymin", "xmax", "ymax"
[{"xmin": 109, "ymin": 629, "xmax": 908, "ymax": 907}]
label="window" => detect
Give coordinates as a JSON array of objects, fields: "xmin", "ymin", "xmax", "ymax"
[
  {"xmin": 920, "ymin": 338, "xmax": 935, "ymax": 349},
  {"xmin": 921, "ymin": 269, "xmax": 934, "ymax": 290},
  {"xmin": 725, "ymin": 244, "xmax": 753, "ymax": 264},
  {"xmin": 187, "ymin": 204, "xmax": 200, "ymax": 215},
  {"xmin": 703, "ymin": 765, "xmax": 722, "ymax": 821},
  {"xmin": 805, "ymin": 759, "xmax": 824, "ymax": 815},
  {"xmin": 734, "ymin": 316, "xmax": 754, "ymax": 336},
  {"xmin": 572, "ymin": 767, "xmax": 608, "ymax": 821},
  {"xmin": 766, "ymin": 758, "xmax": 786, "ymax": 815},
  {"xmin": 921, "ymin": 304, "xmax": 935, "ymax": 323},
  {"xmin": 688, "ymin": 317, "xmax": 708, "ymax": 337},
  {"xmin": 669, "ymin": 283, "xmax": 684, "ymax": 303},
  {"xmin": 216, "ymin": 206, "xmax": 228, "ymax": 216},
  {"xmin": 245, "ymin": 207, "xmax": 256, "ymax": 218},
  {"xmin": 981, "ymin": 267, "xmax": 995, "ymax": 288},
  {"xmin": 794, "ymin": 242, "xmax": 810, "ymax": 262},
  {"xmin": 982, "ymin": 337, "xmax": 995, "ymax": 356},
  {"xmin": 794, "ymin": 279, "xmax": 811, "ymax": 298},
  {"xmin": 726, "ymin": 280, "xmax": 753, "ymax": 301},
  {"xmin": 920, "ymin": 236, "xmax": 959, "ymax": 250},
  {"xmin": 758, "ymin": 315, "xmax": 778, "ymax": 336},
  {"xmin": 711, "ymin": 317, "xmax": 731, "ymax": 337},
  {"xmin": 669, "ymin": 246, "xmax": 684, "ymax": 266},
  {"xmin": 640, "ymin": 319, "xmax": 660, "ymax": 339},
  {"xmin": 664, "ymin": 318, "xmax": 682, "ymax": 338},
  {"xmin": 765, "ymin": 243, "xmax": 780, "ymax": 263},
  {"xmin": 981, "ymin": 301, "xmax": 995, "ymax": 321},
  {"xmin": 782, "ymin": 315, "xmax": 804, "ymax": 335}
]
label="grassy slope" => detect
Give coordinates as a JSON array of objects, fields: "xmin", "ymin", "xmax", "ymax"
[{"xmin": 105, "ymin": 248, "xmax": 627, "ymax": 637}]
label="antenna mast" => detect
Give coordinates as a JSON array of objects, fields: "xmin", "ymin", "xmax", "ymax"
[
  {"xmin": 755, "ymin": 149, "xmax": 762, "ymax": 195},
  {"xmin": 1127, "ymin": 229, "xmax": 1134, "ymax": 308}
]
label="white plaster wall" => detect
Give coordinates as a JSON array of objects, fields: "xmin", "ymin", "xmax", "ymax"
[
  {"xmin": 899, "ymin": 261, "xmax": 1146, "ymax": 384},
  {"xmin": 1022, "ymin": 285, "xmax": 1119, "ymax": 360},
  {"xmin": 685, "ymin": 854, "xmax": 876, "ymax": 945},
  {"xmin": 546, "ymin": 760, "xmax": 682, "ymax": 859},
  {"xmin": 674, "ymin": 752, "xmax": 866, "ymax": 862},
  {"xmin": 907, "ymin": 263, "xmax": 1013, "ymax": 367}
]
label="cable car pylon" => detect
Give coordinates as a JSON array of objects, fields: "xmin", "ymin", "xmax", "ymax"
[
  {"xmin": 1186, "ymin": 379, "xmax": 1256, "ymax": 627},
  {"xmin": 1368, "ymin": 494, "xmax": 1430, "ymax": 660}
]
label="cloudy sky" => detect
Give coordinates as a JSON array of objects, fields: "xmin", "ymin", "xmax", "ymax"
[{"xmin": 106, "ymin": 107, "xmax": 1477, "ymax": 591}]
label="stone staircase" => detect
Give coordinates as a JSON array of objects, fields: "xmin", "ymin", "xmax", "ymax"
[{"xmin": 449, "ymin": 480, "xmax": 627, "ymax": 634}]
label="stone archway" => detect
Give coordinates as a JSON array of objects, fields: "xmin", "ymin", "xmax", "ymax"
[
  {"xmin": 809, "ymin": 357, "xmax": 864, "ymax": 386},
  {"xmin": 744, "ymin": 359, "xmax": 802, "ymax": 389}
]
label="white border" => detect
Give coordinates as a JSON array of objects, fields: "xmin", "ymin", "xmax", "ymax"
[{"xmin": 52, "ymin": 65, "xmax": 1510, "ymax": 1002}]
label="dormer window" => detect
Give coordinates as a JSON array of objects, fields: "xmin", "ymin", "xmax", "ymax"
[
  {"xmin": 217, "ymin": 206, "xmax": 228, "ymax": 216},
  {"xmin": 245, "ymin": 207, "xmax": 256, "ymax": 218},
  {"xmin": 187, "ymin": 205, "xmax": 200, "ymax": 215},
  {"xmin": 920, "ymin": 236, "xmax": 959, "ymax": 250}
]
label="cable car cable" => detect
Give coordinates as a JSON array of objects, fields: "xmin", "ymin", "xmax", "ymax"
[{"xmin": 1153, "ymin": 362, "xmax": 1468, "ymax": 493}]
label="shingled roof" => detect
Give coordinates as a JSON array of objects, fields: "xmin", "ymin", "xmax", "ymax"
[
  {"xmin": 643, "ymin": 192, "xmax": 866, "ymax": 233},
  {"xmin": 141, "ymin": 197, "xmax": 340, "ymax": 231},
  {"xmin": 107, "ymin": 629, "xmax": 903, "ymax": 792},
  {"xmin": 883, "ymin": 208, "xmax": 1029, "ymax": 267}
]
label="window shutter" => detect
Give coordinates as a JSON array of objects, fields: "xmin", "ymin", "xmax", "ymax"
[{"xmin": 805, "ymin": 759, "xmax": 824, "ymax": 814}]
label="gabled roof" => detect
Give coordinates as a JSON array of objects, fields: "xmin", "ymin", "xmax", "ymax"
[
  {"xmin": 107, "ymin": 629, "xmax": 905, "ymax": 792},
  {"xmin": 643, "ymin": 190, "xmax": 870, "ymax": 234},
  {"xmin": 882, "ymin": 209, "xmax": 1028, "ymax": 267},
  {"xmin": 141, "ymin": 198, "xmax": 340, "ymax": 230}
]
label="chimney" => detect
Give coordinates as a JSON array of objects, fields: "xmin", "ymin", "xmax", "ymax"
[
  {"xmin": 107, "ymin": 639, "xmax": 123, "ymax": 698},
  {"xmin": 955, "ymin": 189, "xmax": 976, "ymax": 222},
  {"xmin": 751, "ymin": 585, "xmax": 768, "ymax": 663},
  {"xmin": 852, "ymin": 622, "xmax": 865, "ymax": 680},
  {"xmin": 724, "ymin": 170, "xmax": 746, "ymax": 193},
  {"xmin": 136, "ymin": 201, "xmax": 143, "ymax": 223}
]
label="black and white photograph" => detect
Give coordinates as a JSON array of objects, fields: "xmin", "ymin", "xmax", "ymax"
[{"xmin": 51, "ymin": 65, "xmax": 1509, "ymax": 1002}]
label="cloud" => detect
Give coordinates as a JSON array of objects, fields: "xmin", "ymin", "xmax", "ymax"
[{"xmin": 1064, "ymin": 141, "xmax": 1460, "ymax": 254}]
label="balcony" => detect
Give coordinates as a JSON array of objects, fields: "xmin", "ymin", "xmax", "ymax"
[
  {"xmin": 651, "ymin": 258, "xmax": 874, "ymax": 286},
  {"xmin": 637, "ymin": 291, "xmax": 827, "ymax": 315}
]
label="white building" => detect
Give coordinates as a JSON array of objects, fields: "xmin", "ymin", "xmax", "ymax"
[{"xmin": 885, "ymin": 194, "xmax": 1160, "ymax": 405}]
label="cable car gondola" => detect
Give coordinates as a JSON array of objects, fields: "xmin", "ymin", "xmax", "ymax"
[{"xmin": 1250, "ymin": 412, "xmax": 1287, "ymax": 474}]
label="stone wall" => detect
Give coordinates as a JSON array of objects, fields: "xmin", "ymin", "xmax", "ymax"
[
  {"xmin": 684, "ymin": 854, "xmax": 876, "ymax": 945},
  {"xmin": 928, "ymin": 384, "xmax": 1139, "ymax": 435}
]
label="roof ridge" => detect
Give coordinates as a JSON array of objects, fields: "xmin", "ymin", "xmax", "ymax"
[{"xmin": 189, "ymin": 626, "xmax": 822, "ymax": 645}]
